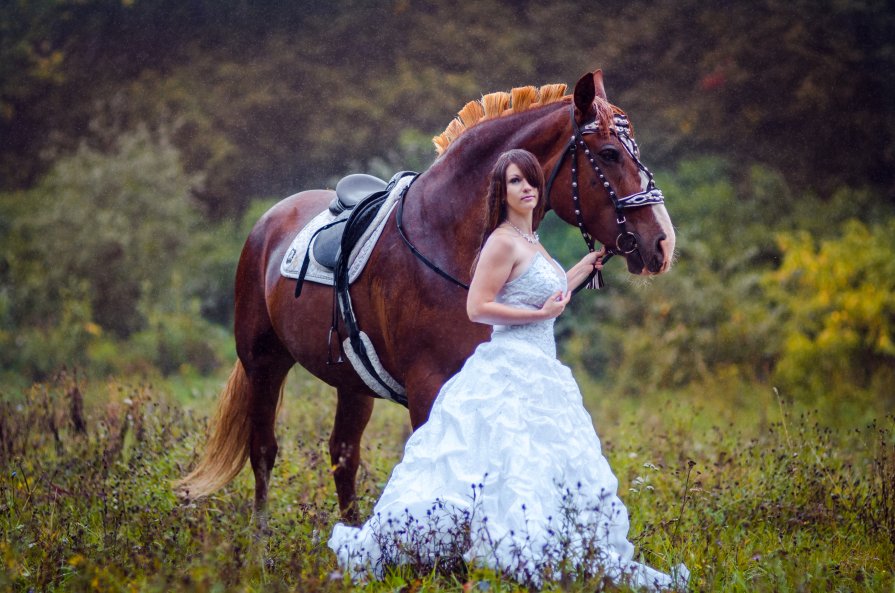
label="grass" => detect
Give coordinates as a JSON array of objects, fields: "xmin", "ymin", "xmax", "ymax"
[{"xmin": 1, "ymin": 366, "xmax": 893, "ymax": 592}]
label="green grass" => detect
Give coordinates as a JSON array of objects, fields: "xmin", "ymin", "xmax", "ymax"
[{"xmin": 1, "ymin": 367, "xmax": 893, "ymax": 592}]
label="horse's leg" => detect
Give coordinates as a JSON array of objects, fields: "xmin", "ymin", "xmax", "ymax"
[
  {"xmin": 176, "ymin": 329, "xmax": 292, "ymax": 532},
  {"xmin": 405, "ymin": 362, "xmax": 446, "ymax": 430},
  {"xmin": 235, "ymin": 318, "xmax": 296, "ymax": 532},
  {"xmin": 329, "ymin": 388, "xmax": 375, "ymax": 523},
  {"xmin": 244, "ymin": 353, "xmax": 292, "ymax": 532},
  {"xmin": 235, "ymin": 259, "xmax": 295, "ymax": 529}
]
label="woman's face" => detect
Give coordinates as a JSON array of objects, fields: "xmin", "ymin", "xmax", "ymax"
[{"xmin": 504, "ymin": 163, "xmax": 538, "ymax": 218}]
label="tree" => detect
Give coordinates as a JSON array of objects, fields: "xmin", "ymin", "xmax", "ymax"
[
  {"xmin": 3, "ymin": 0, "xmax": 892, "ymax": 215},
  {"xmin": 1, "ymin": 126, "xmax": 199, "ymax": 337}
]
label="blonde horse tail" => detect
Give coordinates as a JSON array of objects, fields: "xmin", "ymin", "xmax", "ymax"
[{"xmin": 175, "ymin": 360, "xmax": 252, "ymax": 498}]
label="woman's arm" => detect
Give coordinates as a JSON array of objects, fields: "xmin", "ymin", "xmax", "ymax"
[
  {"xmin": 565, "ymin": 248, "xmax": 605, "ymax": 292},
  {"xmin": 467, "ymin": 234, "xmax": 568, "ymax": 325}
]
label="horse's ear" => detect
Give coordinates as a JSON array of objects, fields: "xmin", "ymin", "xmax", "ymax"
[
  {"xmin": 573, "ymin": 71, "xmax": 597, "ymax": 119},
  {"xmin": 574, "ymin": 70, "xmax": 609, "ymax": 118}
]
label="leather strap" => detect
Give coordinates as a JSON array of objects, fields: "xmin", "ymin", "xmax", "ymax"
[{"xmin": 395, "ymin": 175, "xmax": 470, "ymax": 290}]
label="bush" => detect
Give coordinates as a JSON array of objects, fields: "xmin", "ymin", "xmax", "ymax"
[
  {"xmin": 0, "ymin": 126, "xmax": 200, "ymax": 339},
  {"xmin": 766, "ymin": 219, "xmax": 895, "ymax": 402}
]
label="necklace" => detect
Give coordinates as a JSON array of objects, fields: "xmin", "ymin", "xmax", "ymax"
[{"xmin": 506, "ymin": 221, "xmax": 539, "ymax": 244}]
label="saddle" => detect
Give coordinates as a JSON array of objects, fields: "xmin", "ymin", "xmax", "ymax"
[
  {"xmin": 296, "ymin": 173, "xmax": 406, "ymax": 285},
  {"xmin": 331, "ymin": 174, "xmax": 388, "ymax": 215},
  {"xmin": 309, "ymin": 174, "xmax": 389, "ymax": 271}
]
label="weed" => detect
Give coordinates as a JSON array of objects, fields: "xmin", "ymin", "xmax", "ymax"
[{"xmin": 0, "ymin": 373, "xmax": 893, "ymax": 592}]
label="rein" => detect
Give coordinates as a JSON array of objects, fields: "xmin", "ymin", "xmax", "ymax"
[{"xmin": 395, "ymin": 175, "xmax": 471, "ymax": 290}]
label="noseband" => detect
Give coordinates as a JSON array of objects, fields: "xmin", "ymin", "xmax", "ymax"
[{"xmin": 545, "ymin": 105, "xmax": 665, "ymax": 290}]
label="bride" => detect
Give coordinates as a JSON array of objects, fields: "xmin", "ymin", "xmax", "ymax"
[{"xmin": 328, "ymin": 149, "xmax": 687, "ymax": 591}]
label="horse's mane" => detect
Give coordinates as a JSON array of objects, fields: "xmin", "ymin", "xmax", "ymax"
[{"xmin": 432, "ymin": 83, "xmax": 626, "ymax": 155}]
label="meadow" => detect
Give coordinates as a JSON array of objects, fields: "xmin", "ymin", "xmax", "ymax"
[{"xmin": 2, "ymin": 366, "xmax": 892, "ymax": 592}]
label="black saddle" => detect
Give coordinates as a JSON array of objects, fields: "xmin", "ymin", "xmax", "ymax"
[
  {"xmin": 311, "ymin": 174, "xmax": 389, "ymax": 270},
  {"xmin": 297, "ymin": 172, "xmax": 413, "ymax": 294},
  {"xmin": 329, "ymin": 174, "xmax": 388, "ymax": 215}
]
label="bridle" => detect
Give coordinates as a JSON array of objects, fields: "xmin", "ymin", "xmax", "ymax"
[
  {"xmin": 545, "ymin": 105, "xmax": 665, "ymax": 290},
  {"xmin": 396, "ymin": 104, "xmax": 666, "ymax": 292}
]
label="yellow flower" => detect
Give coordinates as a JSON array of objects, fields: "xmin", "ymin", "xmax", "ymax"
[{"xmin": 68, "ymin": 553, "xmax": 85, "ymax": 567}]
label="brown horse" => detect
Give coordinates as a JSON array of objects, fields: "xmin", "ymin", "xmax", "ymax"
[{"xmin": 176, "ymin": 69, "xmax": 676, "ymax": 524}]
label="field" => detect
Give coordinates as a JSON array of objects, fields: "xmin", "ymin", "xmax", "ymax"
[{"xmin": 1, "ymin": 366, "xmax": 892, "ymax": 593}]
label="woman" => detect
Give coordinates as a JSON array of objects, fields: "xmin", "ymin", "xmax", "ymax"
[{"xmin": 329, "ymin": 150, "xmax": 686, "ymax": 590}]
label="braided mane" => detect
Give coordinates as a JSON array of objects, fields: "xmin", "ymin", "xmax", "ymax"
[{"xmin": 432, "ymin": 83, "xmax": 628, "ymax": 155}]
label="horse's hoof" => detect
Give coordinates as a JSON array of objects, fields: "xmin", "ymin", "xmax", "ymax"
[
  {"xmin": 253, "ymin": 512, "xmax": 272, "ymax": 537},
  {"xmin": 342, "ymin": 506, "xmax": 361, "ymax": 526}
]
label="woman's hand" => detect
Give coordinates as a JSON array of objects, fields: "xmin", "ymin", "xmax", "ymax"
[
  {"xmin": 579, "ymin": 247, "xmax": 606, "ymax": 270},
  {"xmin": 567, "ymin": 247, "xmax": 606, "ymax": 291},
  {"xmin": 540, "ymin": 290, "xmax": 571, "ymax": 319}
]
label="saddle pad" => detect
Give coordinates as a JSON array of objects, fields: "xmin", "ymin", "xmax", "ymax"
[{"xmin": 279, "ymin": 174, "xmax": 413, "ymax": 285}]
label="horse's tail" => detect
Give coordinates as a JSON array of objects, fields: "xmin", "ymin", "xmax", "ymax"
[{"xmin": 175, "ymin": 360, "xmax": 253, "ymax": 498}]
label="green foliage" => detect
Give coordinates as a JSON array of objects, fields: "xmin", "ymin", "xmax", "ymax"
[
  {"xmin": 555, "ymin": 157, "xmax": 895, "ymax": 401},
  {"xmin": 559, "ymin": 159, "xmax": 782, "ymax": 392},
  {"xmin": 767, "ymin": 220, "xmax": 895, "ymax": 401},
  {"xmin": 170, "ymin": 218, "xmax": 243, "ymax": 327},
  {"xmin": 115, "ymin": 300, "xmax": 231, "ymax": 378},
  {"xmin": 0, "ymin": 126, "xmax": 240, "ymax": 382},
  {"xmin": 3, "ymin": 0, "xmax": 892, "ymax": 214},
  {"xmin": 0, "ymin": 288, "xmax": 95, "ymax": 384},
  {"xmin": 1, "ymin": 126, "xmax": 199, "ymax": 335}
]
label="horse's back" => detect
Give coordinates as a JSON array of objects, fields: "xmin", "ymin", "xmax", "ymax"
[{"xmin": 244, "ymin": 190, "xmax": 332, "ymax": 263}]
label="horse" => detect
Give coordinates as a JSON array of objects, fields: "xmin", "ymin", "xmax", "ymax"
[{"xmin": 176, "ymin": 69, "xmax": 676, "ymax": 525}]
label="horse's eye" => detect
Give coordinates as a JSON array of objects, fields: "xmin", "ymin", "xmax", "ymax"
[{"xmin": 599, "ymin": 148, "xmax": 621, "ymax": 163}]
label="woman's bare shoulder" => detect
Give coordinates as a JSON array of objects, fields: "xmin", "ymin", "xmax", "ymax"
[
  {"xmin": 483, "ymin": 229, "xmax": 516, "ymax": 249},
  {"xmin": 479, "ymin": 230, "xmax": 519, "ymax": 263}
]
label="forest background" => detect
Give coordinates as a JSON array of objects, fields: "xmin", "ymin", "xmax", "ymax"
[
  {"xmin": 2, "ymin": 0, "xmax": 893, "ymax": 404},
  {"xmin": 2, "ymin": 1, "xmax": 895, "ymax": 592}
]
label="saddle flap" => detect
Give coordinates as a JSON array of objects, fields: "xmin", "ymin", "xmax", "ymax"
[
  {"xmin": 311, "ymin": 218, "xmax": 348, "ymax": 270},
  {"xmin": 330, "ymin": 174, "xmax": 388, "ymax": 215}
]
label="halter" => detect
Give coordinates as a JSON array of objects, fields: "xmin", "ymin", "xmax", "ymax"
[{"xmin": 545, "ymin": 105, "xmax": 665, "ymax": 290}]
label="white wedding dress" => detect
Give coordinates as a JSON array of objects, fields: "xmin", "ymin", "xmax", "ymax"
[{"xmin": 329, "ymin": 252, "xmax": 687, "ymax": 591}]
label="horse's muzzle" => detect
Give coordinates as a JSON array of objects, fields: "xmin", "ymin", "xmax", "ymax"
[{"xmin": 623, "ymin": 232, "xmax": 668, "ymax": 275}]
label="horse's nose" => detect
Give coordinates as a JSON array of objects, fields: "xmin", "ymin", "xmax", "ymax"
[
  {"xmin": 656, "ymin": 233, "xmax": 674, "ymax": 273},
  {"xmin": 650, "ymin": 233, "xmax": 667, "ymax": 274}
]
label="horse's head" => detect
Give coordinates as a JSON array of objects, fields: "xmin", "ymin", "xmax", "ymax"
[{"xmin": 548, "ymin": 70, "xmax": 675, "ymax": 275}]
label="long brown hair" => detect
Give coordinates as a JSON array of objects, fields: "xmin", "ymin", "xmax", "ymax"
[{"xmin": 472, "ymin": 149, "xmax": 546, "ymax": 274}]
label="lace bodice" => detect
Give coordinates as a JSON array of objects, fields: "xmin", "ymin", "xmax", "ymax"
[{"xmin": 492, "ymin": 252, "xmax": 567, "ymax": 357}]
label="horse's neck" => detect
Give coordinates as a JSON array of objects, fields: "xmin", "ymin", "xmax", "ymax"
[{"xmin": 413, "ymin": 103, "xmax": 569, "ymax": 238}]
